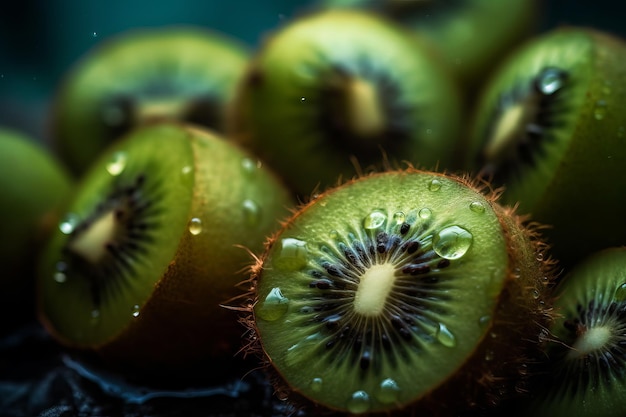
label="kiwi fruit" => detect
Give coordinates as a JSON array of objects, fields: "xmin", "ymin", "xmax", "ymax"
[
  {"xmin": 523, "ymin": 247, "xmax": 626, "ymax": 417},
  {"xmin": 244, "ymin": 168, "xmax": 555, "ymax": 414},
  {"xmin": 51, "ymin": 26, "xmax": 250, "ymax": 175},
  {"xmin": 37, "ymin": 122, "xmax": 293, "ymax": 377},
  {"xmin": 229, "ymin": 9, "xmax": 464, "ymax": 197},
  {"xmin": 315, "ymin": 0, "xmax": 539, "ymax": 90},
  {"xmin": 0, "ymin": 128, "xmax": 72, "ymax": 332},
  {"xmin": 463, "ymin": 27, "xmax": 626, "ymax": 270}
]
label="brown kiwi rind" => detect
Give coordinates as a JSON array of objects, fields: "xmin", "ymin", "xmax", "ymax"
[
  {"xmin": 241, "ymin": 168, "xmax": 557, "ymax": 415},
  {"xmin": 37, "ymin": 122, "xmax": 294, "ymax": 378}
]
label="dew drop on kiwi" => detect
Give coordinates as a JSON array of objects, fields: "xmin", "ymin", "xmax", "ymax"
[
  {"xmin": 273, "ymin": 238, "xmax": 309, "ymax": 271},
  {"xmin": 347, "ymin": 390, "xmax": 371, "ymax": 414},
  {"xmin": 256, "ymin": 287, "xmax": 290, "ymax": 322},
  {"xmin": 59, "ymin": 214, "xmax": 80, "ymax": 235},
  {"xmin": 376, "ymin": 378, "xmax": 401, "ymax": 404},
  {"xmin": 106, "ymin": 152, "xmax": 127, "ymax": 176},
  {"xmin": 188, "ymin": 217, "xmax": 202, "ymax": 235},
  {"xmin": 242, "ymin": 199, "xmax": 260, "ymax": 225},
  {"xmin": 432, "ymin": 225, "xmax": 473, "ymax": 260}
]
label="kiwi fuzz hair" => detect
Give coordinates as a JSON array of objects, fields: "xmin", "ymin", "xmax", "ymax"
[{"xmin": 239, "ymin": 167, "xmax": 558, "ymax": 415}]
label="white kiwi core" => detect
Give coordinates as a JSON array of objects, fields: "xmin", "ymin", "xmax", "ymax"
[
  {"xmin": 354, "ymin": 263, "xmax": 396, "ymax": 316},
  {"xmin": 67, "ymin": 210, "xmax": 118, "ymax": 264},
  {"xmin": 566, "ymin": 325, "xmax": 612, "ymax": 360},
  {"xmin": 346, "ymin": 78, "xmax": 385, "ymax": 138}
]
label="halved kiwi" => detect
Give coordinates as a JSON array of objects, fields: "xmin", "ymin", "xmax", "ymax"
[
  {"xmin": 463, "ymin": 27, "xmax": 626, "ymax": 269},
  {"xmin": 316, "ymin": 0, "xmax": 540, "ymax": 90},
  {"xmin": 245, "ymin": 168, "xmax": 555, "ymax": 414},
  {"xmin": 229, "ymin": 9, "xmax": 464, "ymax": 197},
  {"xmin": 0, "ymin": 128, "xmax": 72, "ymax": 332},
  {"xmin": 524, "ymin": 247, "xmax": 626, "ymax": 417},
  {"xmin": 37, "ymin": 122, "xmax": 293, "ymax": 377},
  {"xmin": 51, "ymin": 26, "xmax": 250, "ymax": 175}
]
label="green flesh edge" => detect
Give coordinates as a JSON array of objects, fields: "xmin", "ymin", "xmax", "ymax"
[
  {"xmin": 533, "ymin": 247, "xmax": 626, "ymax": 417},
  {"xmin": 235, "ymin": 9, "xmax": 462, "ymax": 196},
  {"xmin": 38, "ymin": 124, "xmax": 195, "ymax": 346},
  {"xmin": 254, "ymin": 171, "xmax": 509, "ymax": 413},
  {"xmin": 54, "ymin": 27, "xmax": 250, "ymax": 175}
]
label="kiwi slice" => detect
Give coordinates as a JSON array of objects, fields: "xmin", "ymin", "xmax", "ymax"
[
  {"xmin": 37, "ymin": 122, "xmax": 293, "ymax": 376},
  {"xmin": 0, "ymin": 128, "xmax": 72, "ymax": 331},
  {"xmin": 524, "ymin": 247, "xmax": 626, "ymax": 417},
  {"xmin": 463, "ymin": 27, "xmax": 626, "ymax": 269},
  {"xmin": 316, "ymin": 0, "xmax": 539, "ymax": 89},
  {"xmin": 246, "ymin": 169, "xmax": 555, "ymax": 414},
  {"xmin": 51, "ymin": 26, "xmax": 250, "ymax": 175},
  {"xmin": 229, "ymin": 9, "xmax": 463, "ymax": 197}
]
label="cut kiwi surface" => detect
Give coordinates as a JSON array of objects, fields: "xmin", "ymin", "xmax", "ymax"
[
  {"xmin": 248, "ymin": 169, "xmax": 555, "ymax": 414},
  {"xmin": 525, "ymin": 247, "xmax": 626, "ymax": 417},
  {"xmin": 229, "ymin": 9, "xmax": 463, "ymax": 197},
  {"xmin": 464, "ymin": 27, "xmax": 626, "ymax": 269},
  {"xmin": 37, "ymin": 122, "xmax": 293, "ymax": 375},
  {"xmin": 51, "ymin": 26, "xmax": 250, "ymax": 175}
]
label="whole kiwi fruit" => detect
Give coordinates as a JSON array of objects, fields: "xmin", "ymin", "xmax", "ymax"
[
  {"xmin": 315, "ymin": 0, "xmax": 540, "ymax": 91},
  {"xmin": 51, "ymin": 26, "xmax": 250, "ymax": 175},
  {"xmin": 523, "ymin": 247, "xmax": 626, "ymax": 417},
  {"xmin": 37, "ymin": 122, "xmax": 293, "ymax": 378},
  {"xmin": 229, "ymin": 9, "xmax": 464, "ymax": 197},
  {"xmin": 463, "ymin": 26, "xmax": 626, "ymax": 269},
  {"xmin": 0, "ymin": 128, "xmax": 72, "ymax": 332},
  {"xmin": 244, "ymin": 168, "xmax": 556, "ymax": 415}
]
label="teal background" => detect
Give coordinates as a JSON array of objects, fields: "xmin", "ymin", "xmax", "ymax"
[{"xmin": 0, "ymin": 0, "xmax": 624, "ymax": 143}]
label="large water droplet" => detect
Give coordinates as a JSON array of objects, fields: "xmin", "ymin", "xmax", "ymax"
[
  {"xmin": 433, "ymin": 225, "xmax": 473, "ymax": 260},
  {"xmin": 310, "ymin": 377, "xmax": 323, "ymax": 392},
  {"xmin": 256, "ymin": 287, "xmax": 290, "ymax": 321},
  {"xmin": 59, "ymin": 213, "xmax": 80, "ymax": 234},
  {"xmin": 242, "ymin": 199, "xmax": 260, "ymax": 225},
  {"xmin": 536, "ymin": 67, "xmax": 567, "ymax": 95},
  {"xmin": 436, "ymin": 323, "xmax": 456, "ymax": 348},
  {"xmin": 418, "ymin": 208, "xmax": 432, "ymax": 220},
  {"xmin": 363, "ymin": 210, "xmax": 387, "ymax": 230},
  {"xmin": 273, "ymin": 238, "xmax": 308, "ymax": 271},
  {"xmin": 188, "ymin": 218, "xmax": 202, "ymax": 235},
  {"xmin": 106, "ymin": 152, "xmax": 127, "ymax": 176},
  {"xmin": 181, "ymin": 165, "xmax": 193, "ymax": 176},
  {"xmin": 428, "ymin": 179, "xmax": 442, "ymax": 191},
  {"xmin": 392, "ymin": 211, "xmax": 406, "ymax": 225},
  {"xmin": 376, "ymin": 378, "xmax": 400, "ymax": 404},
  {"xmin": 347, "ymin": 390, "xmax": 371, "ymax": 414},
  {"xmin": 615, "ymin": 283, "xmax": 626, "ymax": 302},
  {"xmin": 131, "ymin": 304, "xmax": 141, "ymax": 318},
  {"xmin": 469, "ymin": 201, "xmax": 485, "ymax": 213}
]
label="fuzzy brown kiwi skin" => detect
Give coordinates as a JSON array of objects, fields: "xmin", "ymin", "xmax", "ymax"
[{"xmin": 239, "ymin": 168, "xmax": 558, "ymax": 416}]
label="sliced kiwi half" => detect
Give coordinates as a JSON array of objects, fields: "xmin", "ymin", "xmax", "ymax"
[
  {"xmin": 0, "ymin": 128, "xmax": 72, "ymax": 332},
  {"xmin": 51, "ymin": 26, "xmax": 250, "ymax": 175},
  {"xmin": 463, "ymin": 27, "xmax": 626, "ymax": 269},
  {"xmin": 246, "ymin": 168, "xmax": 555, "ymax": 414},
  {"xmin": 229, "ymin": 9, "xmax": 463, "ymax": 197},
  {"xmin": 37, "ymin": 122, "xmax": 293, "ymax": 376},
  {"xmin": 316, "ymin": 0, "xmax": 539, "ymax": 90},
  {"xmin": 524, "ymin": 247, "xmax": 626, "ymax": 417}
]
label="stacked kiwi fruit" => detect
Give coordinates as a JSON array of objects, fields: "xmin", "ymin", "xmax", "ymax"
[{"xmin": 3, "ymin": 2, "xmax": 626, "ymax": 417}]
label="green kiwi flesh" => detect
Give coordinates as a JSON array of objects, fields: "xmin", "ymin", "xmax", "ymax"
[
  {"xmin": 464, "ymin": 27, "xmax": 626, "ymax": 268},
  {"xmin": 229, "ymin": 9, "xmax": 463, "ymax": 196},
  {"xmin": 249, "ymin": 169, "xmax": 554, "ymax": 414},
  {"xmin": 527, "ymin": 247, "xmax": 626, "ymax": 417},
  {"xmin": 52, "ymin": 26, "xmax": 250, "ymax": 175},
  {"xmin": 37, "ymin": 122, "xmax": 293, "ymax": 373}
]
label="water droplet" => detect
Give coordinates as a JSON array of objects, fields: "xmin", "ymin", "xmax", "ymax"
[
  {"xmin": 132, "ymin": 304, "xmax": 141, "ymax": 318},
  {"xmin": 347, "ymin": 390, "xmax": 370, "ymax": 414},
  {"xmin": 59, "ymin": 214, "xmax": 80, "ymax": 234},
  {"xmin": 242, "ymin": 199, "xmax": 260, "ymax": 225},
  {"xmin": 300, "ymin": 97, "xmax": 306, "ymax": 102},
  {"xmin": 285, "ymin": 332, "xmax": 323, "ymax": 367},
  {"xmin": 532, "ymin": 289, "xmax": 540, "ymax": 299},
  {"xmin": 536, "ymin": 67, "xmax": 566, "ymax": 95},
  {"xmin": 240, "ymin": 157, "xmax": 260, "ymax": 175},
  {"xmin": 433, "ymin": 225, "xmax": 473, "ymax": 259},
  {"xmin": 428, "ymin": 179, "xmax": 442, "ymax": 191},
  {"xmin": 310, "ymin": 377, "xmax": 323, "ymax": 392},
  {"xmin": 54, "ymin": 272, "xmax": 67, "ymax": 283},
  {"xmin": 418, "ymin": 208, "xmax": 432, "ymax": 219},
  {"xmin": 273, "ymin": 238, "xmax": 308, "ymax": 271},
  {"xmin": 329, "ymin": 229, "xmax": 339, "ymax": 240},
  {"xmin": 435, "ymin": 322, "xmax": 456, "ymax": 347},
  {"xmin": 188, "ymin": 218, "xmax": 202, "ymax": 235},
  {"xmin": 92, "ymin": 31, "xmax": 98, "ymax": 38},
  {"xmin": 106, "ymin": 152, "xmax": 127, "ymax": 176},
  {"xmin": 256, "ymin": 287, "xmax": 290, "ymax": 321},
  {"xmin": 376, "ymin": 378, "xmax": 400, "ymax": 404},
  {"xmin": 392, "ymin": 211, "xmax": 406, "ymax": 225},
  {"xmin": 181, "ymin": 165, "xmax": 192, "ymax": 175},
  {"xmin": 594, "ymin": 99, "xmax": 607, "ymax": 120},
  {"xmin": 469, "ymin": 201, "xmax": 485, "ymax": 213},
  {"xmin": 479, "ymin": 315, "xmax": 491, "ymax": 327},
  {"xmin": 615, "ymin": 283, "xmax": 626, "ymax": 302},
  {"xmin": 363, "ymin": 210, "xmax": 387, "ymax": 230}
]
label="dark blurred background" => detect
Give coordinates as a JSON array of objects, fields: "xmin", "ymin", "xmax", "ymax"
[{"xmin": 0, "ymin": 0, "xmax": 624, "ymax": 144}]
